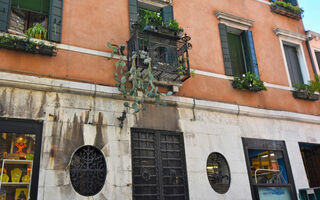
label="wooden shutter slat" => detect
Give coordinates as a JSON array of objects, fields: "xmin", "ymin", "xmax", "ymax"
[
  {"xmin": 242, "ymin": 30, "xmax": 260, "ymax": 77},
  {"xmin": 0, "ymin": 0, "xmax": 10, "ymax": 32},
  {"xmin": 218, "ymin": 23, "xmax": 233, "ymax": 76},
  {"xmin": 161, "ymin": 5, "xmax": 173, "ymax": 24},
  {"xmin": 284, "ymin": 45, "xmax": 304, "ymax": 85},
  {"xmin": 48, "ymin": 0, "xmax": 63, "ymax": 43}
]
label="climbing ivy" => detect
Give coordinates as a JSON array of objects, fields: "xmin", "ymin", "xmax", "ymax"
[{"xmin": 108, "ymin": 42, "xmax": 172, "ymax": 113}]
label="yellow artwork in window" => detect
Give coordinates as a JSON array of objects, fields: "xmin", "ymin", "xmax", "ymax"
[{"xmin": 15, "ymin": 188, "xmax": 28, "ymax": 200}]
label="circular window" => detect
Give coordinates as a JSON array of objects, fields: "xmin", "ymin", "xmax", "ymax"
[
  {"xmin": 206, "ymin": 152, "xmax": 230, "ymax": 194},
  {"xmin": 70, "ymin": 145, "xmax": 107, "ymax": 196}
]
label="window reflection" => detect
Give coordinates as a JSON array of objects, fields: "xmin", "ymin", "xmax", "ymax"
[
  {"xmin": 206, "ymin": 152, "xmax": 230, "ymax": 194},
  {"xmin": 248, "ymin": 150, "xmax": 288, "ymax": 184}
]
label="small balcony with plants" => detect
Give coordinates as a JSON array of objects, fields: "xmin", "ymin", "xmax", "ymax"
[
  {"xmin": 127, "ymin": 9, "xmax": 192, "ymax": 84},
  {"xmin": 270, "ymin": 0, "xmax": 304, "ymax": 20}
]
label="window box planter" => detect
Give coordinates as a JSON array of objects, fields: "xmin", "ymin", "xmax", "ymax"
[
  {"xmin": 292, "ymin": 91, "xmax": 319, "ymax": 101},
  {"xmin": 231, "ymin": 72, "xmax": 267, "ymax": 92},
  {"xmin": 143, "ymin": 25, "xmax": 182, "ymax": 40},
  {"xmin": 270, "ymin": 4, "xmax": 302, "ymax": 20},
  {"xmin": 0, "ymin": 34, "xmax": 57, "ymax": 56}
]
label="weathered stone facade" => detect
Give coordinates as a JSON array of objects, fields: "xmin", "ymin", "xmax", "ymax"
[{"xmin": 0, "ymin": 73, "xmax": 319, "ymax": 199}]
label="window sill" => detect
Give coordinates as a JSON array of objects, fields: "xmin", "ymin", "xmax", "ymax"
[
  {"xmin": 292, "ymin": 91, "xmax": 319, "ymax": 101},
  {"xmin": 270, "ymin": 4, "xmax": 301, "ymax": 20},
  {"xmin": 0, "ymin": 32, "xmax": 57, "ymax": 56}
]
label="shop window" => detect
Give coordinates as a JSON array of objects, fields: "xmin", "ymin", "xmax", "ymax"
[
  {"xmin": 206, "ymin": 152, "xmax": 230, "ymax": 194},
  {"xmin": 131, "ymin": 128, "xmax": 189, "ymax": 200},
  {"xmin": 218, "ymin": 23, "xmax": 259, "ymax": 77},
  {"xmin": 242, "ymin": 138, "xmax": 298, "ymax": 200},
  {"xmin": 69, "ymin": 145, "xmax": 107, "ymax": 197},
  {"xmin": 0, "ymin": 118, "xmax": 42, "ymax": 200}
]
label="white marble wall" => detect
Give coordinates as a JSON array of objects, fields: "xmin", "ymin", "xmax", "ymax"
[
  {"xmin": 179, "ymin": 108, "xmax": 319, "ymax": 200},
  {"xmin": 0, "ymin": 86, "xmax": 319, "ymax": 200}
]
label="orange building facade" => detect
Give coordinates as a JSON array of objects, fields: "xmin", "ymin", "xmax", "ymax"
[{"xmin": 0, "ymin": 0, "xmax": 319, "ymax": 199}]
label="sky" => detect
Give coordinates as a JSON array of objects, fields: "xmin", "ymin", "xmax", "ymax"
[{"xmin": 299, "ymin": 0, "xmax": 320, "ymax": 33}]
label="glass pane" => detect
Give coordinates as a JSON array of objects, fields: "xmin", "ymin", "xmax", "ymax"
[
  {"xmin": 227, "ymin": 32, "xmax": 246, "ymax": 76},
  {"xmin": 258, "ymin": 187, "xmax": 292, "ymax": 200},
  {"xmin": 206, "ymin": 153, "xmax": 231, "ymax": 194},
  {"xmin": 248, "ymin": 150, "xmax": 288, "ymax": 184},
  {"xmin": 0, "ymin": 132, "xmax": 36, "ymax": 200}
]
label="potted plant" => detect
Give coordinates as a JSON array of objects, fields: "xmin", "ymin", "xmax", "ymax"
[
  {"xmin": 232, "ymin": 72, "xmax": 267, "ymax": 92},
  {"xmin": 292, "ymin": 75, "xmax": 320, "ymax": 101},
  {"xmin": 25, "ymin": 24, "xmax": 47, "ymax": 40},
  {"xmin": 138, "ymin": 9, "xmax": 184, "ymax": 38}
]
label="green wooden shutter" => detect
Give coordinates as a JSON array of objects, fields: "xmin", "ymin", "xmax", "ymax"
[
  {"xmin": 0, "ymin": 0, "xmax": 10, "ymax": 32},
  {"xmin": 218, "ymin": 23, "xmax": 233, "ymax": 76},
  {"xmin": 129, "ymin": 0, "xmax": 138, "ymax": 31},
  {"xmin": 48, "ymin": 0, "xmax": 63, "ymax": 43},
  {"xmin": 241, "ymin": 30, "xmax": 259, "ymax": 77},
  {"xmin": 161, "ymin": 5, "xmax": 173, "ymax": 24}
]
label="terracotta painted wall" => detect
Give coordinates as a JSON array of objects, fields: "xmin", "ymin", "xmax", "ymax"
[{"xmin": 1, "ymin": 0, "xmax": 319, "ymax": 116}]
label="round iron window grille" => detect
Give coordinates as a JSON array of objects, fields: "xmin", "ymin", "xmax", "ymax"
[
  {"xmin": 70, "ymin": 145, "xmax": 107, "ymax": 196},
  {"xmin": 206, "ymin": 152, "xmax": 231, "ymax": 194}
]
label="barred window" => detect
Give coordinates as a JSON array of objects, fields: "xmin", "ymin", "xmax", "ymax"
[{"xmin": 70, "ymin": 145, "xmax": 107, "ymax": 196}]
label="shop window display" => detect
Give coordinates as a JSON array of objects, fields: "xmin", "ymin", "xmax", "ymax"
[
  {"xmin": 0, "ymin": 132, "xmax": 36, "ymax": 200},
  {"xmin": 242, "ymin": 138, "xmax": 298, "ymax": 200}
]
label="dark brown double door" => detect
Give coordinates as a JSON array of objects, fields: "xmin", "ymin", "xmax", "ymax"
[
  {"xmin": 131, "ymin": 128, "xmax": 189, "ymax": 200},
  {"xmin": 300, "ymin": 143, "xmax": 320, "ymax": 188}
]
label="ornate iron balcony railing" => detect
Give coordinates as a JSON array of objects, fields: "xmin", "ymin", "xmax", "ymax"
[{"xmin": 127, "ymin": 25, "xmax": 192, "ymax": 83}]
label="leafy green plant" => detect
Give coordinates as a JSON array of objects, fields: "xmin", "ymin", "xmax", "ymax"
[
  {"xmin": 139, "ymin": 9, "xmax": 163, "ymax": 28},
  {"xmin": 0, "ymin": 34, "xmax": 56, "ymax": 55},
  {"xmin": 293, "ymin": 75, "xmax": 320, "ymax": 97},
  {"xmin": 232, "ymin": 72, "xmax": 267, "ymax": 92},
  {"xmin": 272, "ymin": 0, "xmax": 304, "ymax": 15},
  {"xmin": 166, "ymin": 20, "xmax": 184, "ymax": 32},
  {"xmin": 25, "ymin": 24, "xmax": 47, "ymax": 40},
  {"xmin": 138, "ymin": 8, "xmax": 184, "ymax": 34},
  {"xmin": 108, "ymin": 42, "xmax": 172, "ymax": 113}
]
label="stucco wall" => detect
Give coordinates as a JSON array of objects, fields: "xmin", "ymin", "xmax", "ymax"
[
  {"xmin": 1, "ymin": 0, "xmax": 319, "ymax": 116},
  {"xmin": 0, "ymin": 83, "xmax": 318, "ymax": 200}
]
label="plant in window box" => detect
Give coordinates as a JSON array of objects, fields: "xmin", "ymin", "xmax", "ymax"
[
  {"xmin": 232, "ymin": 72, "xmax": 267, "ymax": 92},
  {"xmin": 292, "ymin": 75, "xmax": 320, "ymax": 101},
  {"xmin": 25, "ymin": 24, "xmax": 47, "ymax": 40},
  {"xmin": 139, "ymin": 9, "xmax": 184, "ymax": 38},
  {"xmin": 270, "ymin": 0, "xmax": 304, "ymax": 20}
]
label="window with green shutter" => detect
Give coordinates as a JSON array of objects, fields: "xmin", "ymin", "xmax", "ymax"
[
  {"xmin": 0, "ymin": 0, "xmax": 63, "ymax": 43},
  {"xmin": 218, "ymin": 24, "xmax": 260, "ymax": 77}
]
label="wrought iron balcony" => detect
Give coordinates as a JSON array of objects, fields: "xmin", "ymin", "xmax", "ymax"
[{"xmin": 127, "ymin": 25, "xmax": 192, "ymax": 83}]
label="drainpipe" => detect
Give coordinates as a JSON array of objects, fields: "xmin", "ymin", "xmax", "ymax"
[{"xmin": 306, "ymin": 31, "xmax": 317, "ymax": 75}]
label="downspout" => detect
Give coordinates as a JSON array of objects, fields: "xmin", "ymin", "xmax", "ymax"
[{"xmin": 306, "ymin": 32, "xmax": 317, "ymax": 74}]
